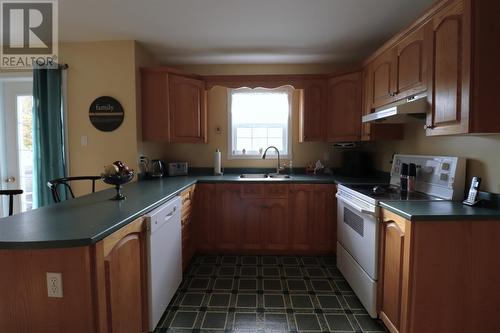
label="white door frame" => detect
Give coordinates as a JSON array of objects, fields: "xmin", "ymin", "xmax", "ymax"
[{"xmin": 0, "ymin": 73, "xmax": 32, "ymax": 217}]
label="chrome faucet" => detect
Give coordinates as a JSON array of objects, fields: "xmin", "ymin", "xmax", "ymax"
[{"xmin": 262, "ymin": 146, "xmax": 281, "ymax": 174}]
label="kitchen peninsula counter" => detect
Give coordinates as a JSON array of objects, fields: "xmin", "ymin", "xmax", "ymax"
[{"xmin": 0, "ymin": 173, "xmax": 385, "ymax": 249}]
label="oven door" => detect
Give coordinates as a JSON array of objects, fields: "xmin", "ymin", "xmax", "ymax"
[{"xmin": 336, "ymin": 192, "xmax": 379, "ymax": 280}]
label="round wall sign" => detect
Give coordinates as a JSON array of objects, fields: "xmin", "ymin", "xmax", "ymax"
[{"xmin": 89, "ymin": 96, "xmax": 124, "ymax": 132}]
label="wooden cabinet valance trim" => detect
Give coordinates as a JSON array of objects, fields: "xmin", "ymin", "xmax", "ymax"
[{"xmin": 203, "ymin": 74, "xmax": 324, "ymax": 90}]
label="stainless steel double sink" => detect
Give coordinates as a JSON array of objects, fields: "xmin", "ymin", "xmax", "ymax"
[{"xmin": 239, "ymin": 173, "xmax": 291, "ymax": 179}]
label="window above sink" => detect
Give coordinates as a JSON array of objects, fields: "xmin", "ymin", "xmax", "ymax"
[{"xmin": 228, "ymin": 87, "xmax": 292, "ymax": 160}]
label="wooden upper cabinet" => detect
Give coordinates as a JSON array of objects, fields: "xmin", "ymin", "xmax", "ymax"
[
  {"xmin": 326, "ymin": 72, "xmax": 362, "ymax": 142},
  {"xmin": 169, "ymin": 74, "xmax": 207, "ymax": 143},
  {"xmin": 141, "ymin": 69, "xmax": 207, "ymax": 143},
  {"xmin": 141, "ymin": 71, "xmax": 170, "ymax": 141},
  {"xmin": 371, "ymin": 48, "xmax": 398, "ymax": 108},
  {"xmin": 362, "ymin": 65, "xmax": 404, "ymax": 142},
  {"xmin": 361, "ymin": 66, "xmax": 373, "ymax": 140},
  {"xmin": 300, "ymin": 79, "xmax": 327, "ymax": 142},
  {"xmin": 396, "ymin": 26, "xmax": 427, "ymax": 99},
  {"xmin": 370, "ymin": 27, "xmax": 427, "ymax": 108},
  {"xmin": 425, "ymin": 0, "xmax": 468, "ymax": 135}
]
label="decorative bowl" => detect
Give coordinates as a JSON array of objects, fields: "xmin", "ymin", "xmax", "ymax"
[{"xmin": 101, "ymin": 170, "xmax": 134, "ymax": 200}]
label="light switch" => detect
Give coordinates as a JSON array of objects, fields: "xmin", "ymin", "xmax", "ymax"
[{"xmin": 80, "ymin": 135, "xmax": 88, "ymax": 147}]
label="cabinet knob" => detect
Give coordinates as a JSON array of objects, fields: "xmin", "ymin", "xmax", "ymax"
[{"xmin": 424, "ymin": 124, "xmax": 435, "ymax": 130}]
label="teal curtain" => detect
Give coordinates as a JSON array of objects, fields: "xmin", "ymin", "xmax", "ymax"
[{"xmin": 32, "ymin": 66, "xmax": 67, "ymax": 207}]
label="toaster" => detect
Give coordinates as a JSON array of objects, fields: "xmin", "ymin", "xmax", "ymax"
[{"xmin": 168, "ymin": 162, "xmax": 188, "ymax": 176}]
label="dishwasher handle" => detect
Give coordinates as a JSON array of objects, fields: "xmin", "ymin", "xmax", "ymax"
[
  {"xmin": 146, "ymin": 197, "xmax": 181, "ymax": 234},
  {"xmin": 164, "ymin": 206, "xmax": 177, "ymax": 221}
]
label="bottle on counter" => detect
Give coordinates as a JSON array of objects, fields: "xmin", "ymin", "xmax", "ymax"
[
  {"xmin": 408, "ymin": 163, "xmax": 417, "ymax": 192},
  {"xmin": 400, "ymin": 163, "xmax": 409, "ymax": 193}
]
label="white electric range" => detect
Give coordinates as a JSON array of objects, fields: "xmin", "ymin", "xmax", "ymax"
[{"xmin": 335, "ymin": 154, "xmax": 466, "ymax": 317}]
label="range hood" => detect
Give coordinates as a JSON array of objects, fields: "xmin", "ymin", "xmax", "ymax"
[{"xmin": 362, "ymin": 94, "xmax": 429, "ymax": 123}]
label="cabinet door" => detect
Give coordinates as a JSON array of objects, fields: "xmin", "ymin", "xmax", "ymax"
[
  {"xmin": 289, "ymin": 185, "xmax": 314, "ymax": 251},
  {"xmin": 361, "ymin": 65, "xmax": 405, "ymax": 142},
  {"xmin": 379, "ymin": 220, "xmax": 405, "ymax": 333},
  {"xmin": 195, "ymin": 184, "xmax": 216, "ymax": 251},
  {"xmin": 311, "ymin": 185, "xmax": 336, "ymax": 253},
  {"xmin": 371, "ymin": 48, "xmax": 398, "ymax": 108},
  {"xmin": 103, "ymin": 221, "xmax": 147, "ymax": 333},
  {"xmin": 181, "ymin": 223, "xmax": 192, "ymax": 271},
  {"xmin": 425, "ymin": 0, "xmax": 469, "ymax": 135},
  {"xmin": 216, "ymin": 184, "xmax": 242, "ymax": 250},
  {"xmin": 262, "ymin": 198, "xmax": 289, "ymax": 251},
  {"xmin": 169, "ymin": 74, "xmax": 207, "ymax": 143},
  {"xmin": 396, "ymin": 26, "xmax": 427, "ymax": 99},
  {"xmin": 141, "ymin": 70, "xmax": 170, "ymax": 141},
  {"xmin": 327, "ymin": 72, "xmax": 362, "ymax": 142},
  {"xmin": 241, "ymin": 199, "xmax": 264, "ymax": 251},
  {"xmin": 181, "ymin": 185, "xmax": 196, "ymax": 270},
  {"xmin": 300, "ymin": 79, "xmax": 327, "ymax": 141}
]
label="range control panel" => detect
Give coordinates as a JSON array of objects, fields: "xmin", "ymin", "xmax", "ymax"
[{"xmin": 390, "ymin": 154, "xmax": 466, "ymax": 200}]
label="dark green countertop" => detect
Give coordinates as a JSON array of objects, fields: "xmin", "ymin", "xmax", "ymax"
[
  {"xmin": 0, "ymin": 173, "xmax": 385, "ymax": 250},
  {"xmin": 380, "ymin": 200, "xmax": 500, "ymax": 221}
]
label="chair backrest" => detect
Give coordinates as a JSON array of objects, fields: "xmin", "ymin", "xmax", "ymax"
[
  {"xmin": 0, "ymin": 189, "xmax": 23, "ymax": 216},
  {"xmin": 47, "ymin": 176, "xmax": 101, "ymax": 203}
]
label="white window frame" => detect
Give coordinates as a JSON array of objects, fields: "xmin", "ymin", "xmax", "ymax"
[{"xmin": 227, "ymin": 86, "xmax": 293, "ymax": 160}]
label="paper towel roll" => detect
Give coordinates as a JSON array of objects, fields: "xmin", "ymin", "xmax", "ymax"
[{"xmin": 214, "ymin": 149, "xmax": 222, "ymax": 175}]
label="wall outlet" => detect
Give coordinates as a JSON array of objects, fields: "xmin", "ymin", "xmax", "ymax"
[{"xmin": 46, "ymin": 272, "xmax": 63, "ymax": 298}]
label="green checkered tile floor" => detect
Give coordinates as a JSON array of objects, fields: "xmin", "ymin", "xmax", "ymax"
[{"xmin": 154, "ymin": 255, "xmax": 387, "ymax": 333}]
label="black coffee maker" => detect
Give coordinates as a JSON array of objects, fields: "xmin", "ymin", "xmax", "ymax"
[{"xmin": 339, "ymin": 151, "xmax": 375, "ymax": 177}]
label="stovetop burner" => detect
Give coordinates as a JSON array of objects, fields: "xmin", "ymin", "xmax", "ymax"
[{"xmin": 344, "ymin": 184, "xmax": 444, "ymax": 201}]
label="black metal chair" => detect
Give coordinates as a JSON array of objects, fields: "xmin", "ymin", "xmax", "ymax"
[
  {"xmin": 47, "ymin": 176, "xmax": 101, "ymax": 203},
  {"xmin": 0, "ymin": 189, "xmax": 23, "ymax": 216}
]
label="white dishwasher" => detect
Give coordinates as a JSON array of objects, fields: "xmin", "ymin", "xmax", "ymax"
[{"xmin": 145, "ymin": 196, "xmax": 182, "ymax": 330}]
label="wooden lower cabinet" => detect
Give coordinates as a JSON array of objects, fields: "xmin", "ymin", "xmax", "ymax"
[
  {"xmin": 194, "ymin": 183, "xmax": 217, "ymax": 251},
  {"xmin": 216, "ymin": 184, "xmax": 243, "ymax": 250},
  {"xmin": 181, "ymin": 185, "xmax": 196, "ymax": 270},
  {"xmin": 311, "ymin": 184, "xmax": 336, "ymax": 252},
  {"xmin": 0, "ymin": 217, "xmax": 149, "ymax": 333},
  {"xmin": 379, "ymin": 210, "xmax": 407, "ymax": 333},
  {"xmin": 289, "ymin": 184, "xmax": 315, "ymax": 251},
  {"xmin": 194, "ymin": 183, "xmax": 336, "ymax": 254},
  {"xmin": 378, "ymin": 209, "xmax": 500, "ymax": 333},
  {"xmin": 241, "ymin": 198, "xmax": 265, "ymax": 250},
  {"xmin": 262, "ymin": 198, "xmax": 289, "ymax": 251},
  {"xmin": 100, "ymin": 217, "xmax": 148, "ymax": 333}
]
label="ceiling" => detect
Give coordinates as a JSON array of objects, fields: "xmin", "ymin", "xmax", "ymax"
[{"xmin": 58, "ymin": 0, "xmax": 435, "ymax": 65}]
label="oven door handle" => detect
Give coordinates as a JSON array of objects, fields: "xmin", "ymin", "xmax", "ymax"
[{"xmin": 335, "ymin": 194, "xmax": 376, "ymax": 216}]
